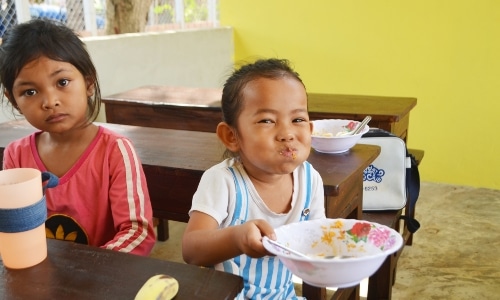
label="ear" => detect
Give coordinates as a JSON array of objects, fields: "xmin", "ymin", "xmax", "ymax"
[
  {"xmin": 309, "ymin": 120, "xmax": 314, "ymax": 133},
  {"xmin": 216, "ymin": 122, "xmax": 240, "ymax": 153},
  {"xmin": 4, "ymin": 90, "xmax": 11, "ymax": 101},
  {"xmin": 4, "ymin": 90, "xmax": 21, "ymax": 112},
  {"xmin": 86, "ymin": 78, "xmax": 95, "ymax": 97}
]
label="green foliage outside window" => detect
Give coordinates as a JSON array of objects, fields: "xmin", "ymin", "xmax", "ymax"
[{"xmin": 184, "ymin": 0, "xmax": 208, "ymax": 22}]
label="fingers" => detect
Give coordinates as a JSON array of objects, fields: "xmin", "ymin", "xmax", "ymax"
[
  {"xmin": 237, "ymin": 219, "xmax": 276, "ymax": 258},
  {"xmin": 253, "ymin": 219, "xmax": 276, "ymax": 240}
]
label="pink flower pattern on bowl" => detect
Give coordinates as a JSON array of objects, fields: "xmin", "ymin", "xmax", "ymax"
[
  {"xmin": 315, "ymin": 220, "xmax": 398, "ymax": 255},
  {"xmin": 346, "ymin": 221, "xmax": 396, "ymax": 250}
]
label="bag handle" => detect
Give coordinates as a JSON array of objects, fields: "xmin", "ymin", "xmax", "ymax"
[{"xmin": 400, "ymin": 153, "xmax": 421, "ymax": 233}]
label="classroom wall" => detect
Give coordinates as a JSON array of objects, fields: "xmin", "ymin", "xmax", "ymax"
[
  {"xmin": 219, "ymin": 0, "xmax": 500, "ymax": 190},
  {"xmin": 0, "ymin": 27, "xmax": 234, "ymax": 123}
]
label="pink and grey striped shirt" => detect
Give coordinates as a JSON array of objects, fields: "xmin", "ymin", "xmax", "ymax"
[{"xmin": 2, "ymin": 126, "xmax": 156, "ymax": 256}]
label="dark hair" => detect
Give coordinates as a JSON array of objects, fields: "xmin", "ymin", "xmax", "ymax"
[
  {"xmin": 0, "ymin": 18, "xmax": 101, "ymax": 122},
  {"xmin": 221, "ymin": 58, "xmax": 306, "ymax": 158},
  {"xmin": 221, "ymin": 58, "xmax": 305, "ymax": 128}
]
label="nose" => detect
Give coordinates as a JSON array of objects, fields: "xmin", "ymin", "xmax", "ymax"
[
  {"xmin": 277, "ymin": 132, "xmax": 294, "ymax": 142},
  {"xmin": 276, "ymin": 122, "xmax": 296, "ymax": 142},
  {"xmin": 41, "ymin": 93, "xmax": 60, "ymax": 110}
]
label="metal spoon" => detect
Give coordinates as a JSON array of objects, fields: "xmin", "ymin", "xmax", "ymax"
[
  {"xmin": 264, "ymin": 238, "xmax": 350, "ymax": 260},
  {"xmin": 323, "ymin": 255, "xmax": 353, "ymax": 259},
  {"xmin": 264, "ymin": 237, "xmax": 311, "ymax": 259},
  {"xmin": 351, "ymin": 115, "xmax": 372, "ymax": 135}
]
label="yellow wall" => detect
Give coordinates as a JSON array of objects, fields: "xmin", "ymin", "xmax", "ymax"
[{"xmin": 219, "ymin": 0, "xmax": 500, "ymax": 190}]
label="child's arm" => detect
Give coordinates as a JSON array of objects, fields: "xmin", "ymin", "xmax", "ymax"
[
  {"xmin": 103, "ymin": 138, "xmax": 156, "ymax": 256},
  {"xmin": 182, "ymin": 211, "xmax": 276, "ymax": 266}
]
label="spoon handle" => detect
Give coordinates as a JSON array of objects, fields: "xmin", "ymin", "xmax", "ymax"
[
  {"xmin": 264, "ymin": 237, "xmax": 310, "ymax": 259},
  {"xmin": 352, "ymin": 115, "xmax": 372, "ymax": 135}
]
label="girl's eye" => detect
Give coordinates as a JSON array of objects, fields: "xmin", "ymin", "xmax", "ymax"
[
  {"xmin": 258, "ymin": 119, "xmax": 274, "ymax": 124},
  {"xmin": 58, "ymin": 79, "xmax": 70, "ymax": 87},
  {"xmin": 293, "ymin": 118, "xmax": 307, "ymax": 123},
  {"xmin": 23, "ymin": 89, "xmax": 37, "ymax": 97}
]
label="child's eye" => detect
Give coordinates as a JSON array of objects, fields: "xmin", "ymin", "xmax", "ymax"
[
  {"xmin": 58, "ymin": 79, "xmax": 70, "ymax": 87},
  {"xmin": 258, "ymin": 119, "xmax": 275, "ymax": 124},
  {"xmin": 293, "ymin": 118, "xmax": 307, "ymax": 123},
  {"xmin": 23, "ymin": 89, "xmax": 37, "ymax": 97}
]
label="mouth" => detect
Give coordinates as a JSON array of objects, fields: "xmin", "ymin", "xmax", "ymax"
[
  {"xmin": 45, "ymin": 113, "xmax": 68, "ymax": 123},
  {"xmin": 280, "ymin": 148, "xmax": 297, "ymax": 160}
]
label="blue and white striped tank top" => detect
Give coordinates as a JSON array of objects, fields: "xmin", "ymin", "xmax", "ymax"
[{"xmin": 223, "ymin": 162, "xmax": 313, "ymax": 300}]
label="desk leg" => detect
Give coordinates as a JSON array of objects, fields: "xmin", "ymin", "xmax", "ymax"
[
  {"xmin": 333, "ymin": 286, "xmax": 360, "ymax": 300},
  {"xmin": 367, "ymin": 252, "xmax": 396, "ymax": 300},
  {"xmin": 302, "ymin": 284, "xmax": 360, "ymax": 300},
  {"xmin": 303, "ymin": 283, "xmax": 327, "ymax": 300},
  {"xmin": 403, "ymin": 207, "xmax": 415, "ymax": 246},
  {"xmin": 156, "ymin": 218, "xmax": 169, "ymax": 241}
]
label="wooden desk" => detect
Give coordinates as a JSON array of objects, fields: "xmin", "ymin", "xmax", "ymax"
[
  {"xmin": 0, "ymin": 120, "xmax": 380, "ymax": 300},
  {"xmin": 0, "ymin": 239, "xmax": 243, "ymax": 299},
  {"xmin": 102, "ymin": 85, "xmax": 417, "ymax": 141},
  {"xmin": 307, "ymin": 93, "xmax": 416, "ymax": 142}
]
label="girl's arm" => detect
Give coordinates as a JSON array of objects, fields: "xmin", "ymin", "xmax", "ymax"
[
  {"xmin": 182, "ymin": 211, "xmax": 275, "ymax": 267},
  {"xmin": 104, "ymin": 138, "xmax": 156, "ymax": 256}
]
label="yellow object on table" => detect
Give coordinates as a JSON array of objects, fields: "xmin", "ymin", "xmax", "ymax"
[{"xmin": 135, "ymin": 274, "xmax": 179, "ymax": 300}]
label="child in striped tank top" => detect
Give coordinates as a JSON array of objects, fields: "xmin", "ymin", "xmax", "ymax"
[{"xmin": 182, "ymin": 58, "xmax": 326, "ymax": 299}]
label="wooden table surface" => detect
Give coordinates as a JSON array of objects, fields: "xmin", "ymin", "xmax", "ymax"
[
  {"xmin": 102, "ymin": 85, "xmax": 417, "ymax": 141},
  {"xmin": 0, "ymin": 239, "xmax": 242, "ymax": 300}
]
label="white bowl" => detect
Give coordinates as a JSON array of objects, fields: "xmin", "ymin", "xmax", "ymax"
[
  {"xmin": 311, "ymin": 119, "xmax": 369, "ymax": 154},
  {"xmin": 263, "ymin": 218, "xmax": 403, "ymax": 288}
]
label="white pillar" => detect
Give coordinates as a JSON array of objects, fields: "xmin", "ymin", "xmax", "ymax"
[
  {"xmin": 174, "ymin": 0, "xmax": 184, "ymax": 28},
  {"xmin": 208, "ymin": 0, "xmax": 218, "ymax": 27},
  {"xmin": 14, "ymin": 0, "xmax": 31, "ymax": 23},
  {"xmin": 82, "ymin": 0, "xmax": 97, "ymax": 35}
]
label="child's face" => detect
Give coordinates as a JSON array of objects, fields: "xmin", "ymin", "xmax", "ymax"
[
  {"xmin": 235, "ymin": 76, "xmax": 312, "ymax": 177},
  {"xmin": 6, "ymin": 56, "xmax": 93, "ymax": 133}
]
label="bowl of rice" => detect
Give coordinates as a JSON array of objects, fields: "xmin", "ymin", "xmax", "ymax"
[
  {"xmin": 263, "ymin": 218, "xmax": 403, "ymax": 288},
  {"xmin": 311, "ymin": 119, "xmax": 369, "ymax": 154}
]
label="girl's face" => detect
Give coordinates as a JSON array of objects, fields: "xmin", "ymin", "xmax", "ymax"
[
  {"xmin": 6, "ymin": 56, "xmax": 93, "ymax": 133},
  {"xmin": 235, "ymin": 76, "xmax": 313, "ymax": 178}
]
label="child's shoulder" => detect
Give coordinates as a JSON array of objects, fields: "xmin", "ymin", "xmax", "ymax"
[
  {"xmin": 207, "ymin": 157, "xmax": 238, "ymax": 170},
  {"xmin": 98, "ymin": 126, "xmax": 131, "ymax": 142},
  {"xmin": 6, "ymin": 132, "xmax": 36, "ymax": 150},
  {"xmin": 92, "ymin": 126, "xmax": 138, "ymax": 153},
  {"xmin": 203, "ymin": 157, "xmax": 241, "ymax": 175},
  {"xmin": 296, "ymin": 160, "xmax": 322, "ymax": 178}
]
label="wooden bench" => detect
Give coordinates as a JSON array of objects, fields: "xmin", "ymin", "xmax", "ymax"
[{"xmin": 361, "ymin": 148, "xmax": 424, "ymax": 300}]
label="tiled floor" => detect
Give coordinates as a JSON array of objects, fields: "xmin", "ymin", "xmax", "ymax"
[{"xmin": 150, "ymin": 182, "xmax": 500, "ymax": 299}]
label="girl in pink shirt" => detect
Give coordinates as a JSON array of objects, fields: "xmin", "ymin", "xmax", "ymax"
[{"xmin": 0, "ymin": 19, "xmax": 156, "ymax": 256}]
